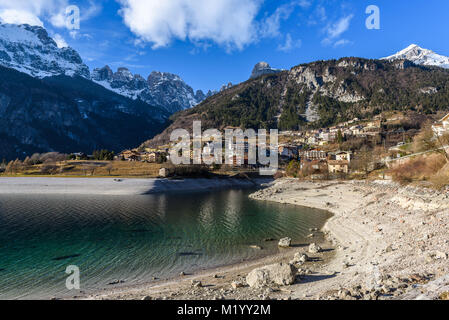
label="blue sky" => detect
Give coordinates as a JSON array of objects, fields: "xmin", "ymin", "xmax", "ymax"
[{"xmin": 1, "ymin": 0, "xmax": 449, "ymax": 92}]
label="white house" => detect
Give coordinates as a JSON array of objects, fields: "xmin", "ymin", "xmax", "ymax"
[
  {"xmin": 432, "ymin": 113, "xmax": 449, "ymax": 137},
  {"xmin": 329, "ymin": 151, "xmax": 352, "ymax": 162}
]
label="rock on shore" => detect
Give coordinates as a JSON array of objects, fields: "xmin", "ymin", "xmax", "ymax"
[{"xmin": 246, "ymin": 263, "xmax": 298, "ymax": 288}]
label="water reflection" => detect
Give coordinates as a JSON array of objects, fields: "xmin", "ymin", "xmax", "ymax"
[{"xmin": 0, "ymin": 189, "xmax": 331, "ymax": 299}]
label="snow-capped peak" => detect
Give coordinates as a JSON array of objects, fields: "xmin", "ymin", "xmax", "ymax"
[
  {"xmin": 0, "ymin": 23, "xmax": 212, "ymax": 114},
  {"xmin": 92, "ymin": 66, "xmax": 213, "ymax": 113},
  {"xmin": 382, "ymin": 44, "xmax": 449, "ymax": 69},
  {"xmin": 0, "ymin": 23, "xmax": 90, "ymax": 78}
]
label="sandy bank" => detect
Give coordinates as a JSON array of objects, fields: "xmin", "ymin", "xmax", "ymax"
[
  {"xmin": 0, "ymin": 177, "xmax": 272, "ymax": 195},
  {"xmin": 249, "ymin": 179, "xmax": 449, "ymax": 300}
]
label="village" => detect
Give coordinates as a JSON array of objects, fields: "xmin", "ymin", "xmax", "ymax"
[
  {"xmin": 114, "ymin": 112, "xmax": 449, "ymax": 179},
  {"xmin": 6, "ymin": 111, "xmax": 446, "ymax": 180}
]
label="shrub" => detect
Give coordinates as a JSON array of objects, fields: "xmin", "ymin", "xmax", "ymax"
[
  {"xmin": 164, "ymin": 164, "xmax": 210, "ymax": 177},
  {"xmin": 390, "ymin": 153, "xmax": 446, "ymax": 185},
  {"xmin": 286, "ymin": 160, "xmax": 301, "ymax": 178},
  {"xmin": 273, "ymin": 170, "xmax": 285, "ymax": 179}
]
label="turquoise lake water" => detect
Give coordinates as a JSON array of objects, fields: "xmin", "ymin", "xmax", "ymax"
[{"xmin": 0, "ymin": 188, "xmax": 331, "ymax": 299}]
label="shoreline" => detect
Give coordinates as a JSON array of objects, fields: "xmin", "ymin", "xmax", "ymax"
[
  {"xmin": 80, "ymin": 237, "xmax": 335, "ymax": 301},
  {"xmin": 0, "ymin": 177, "xmax": 273, "ymax": 195},
  {"xmin": 249, "ymin": 179, "xmax": 449, "ymax": 300},
  {"xmin": 3, "ymin": 176, "xmax": 448, "ymax": 300},
  {"xmin": 82, "ymin": 178, "xmax": 449, "ymax": 300}
]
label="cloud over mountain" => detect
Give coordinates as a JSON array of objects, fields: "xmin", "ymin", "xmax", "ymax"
[
  {"xmin": 0, "ymin": 0, "xmax": 100, "ymax": 29},
  {"xmin": 0, "ymin": 0, "xmax": 69, "ymax": 27},
  {"xmin": 118, "ymin": 0, "xmax": 263, "ymax": 50}
]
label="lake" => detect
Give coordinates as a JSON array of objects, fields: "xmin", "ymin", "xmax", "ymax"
[{"xmin": 0, "ymin": 188, "xmax": 331, "ymax": 299}]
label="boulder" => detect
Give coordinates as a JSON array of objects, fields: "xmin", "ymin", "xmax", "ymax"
[
  {"xmin": 159, "ymin": 168, "xmax": 170, "ymax": 178},
  {"xmin": 278, "ymin": 237, "xmax": 292, "ymax": 248},
  {"xmin": 290, "ymin": 252, "xmax": 309, "ymax": 266},
  {"xmin": 191, "ymin": 280, "xmax": 202, "ymax": 288},
  {"xmin": 308, "ymin": 243, "xmax": 322, "ymax": 254},
  {"xmin": 246, "ymin": 263, "xmax": 297, "ymax": 288},
  {"xmin": 231, "ymin": 281, "xmax": 244, "ymax": 289}
]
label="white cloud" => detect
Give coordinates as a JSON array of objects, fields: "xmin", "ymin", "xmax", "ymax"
[
  {"xmin": 322, "ymin": 14, "xmax": 353, "ymax": 46},
  {"xmin": 49, "ymin": 12, "xmax": 66, "ymax": 28},
  {"xmin": 333, "ymin": 39, "xmax": 352, "ymax": 48},
  {"xmin": 117, "ymin": 0, "xmax": 312, "ymax": 51},
  {"xmin": 0, "ymin": 0, "xmax": 100, "ymax": 29},
  {"xmin": 298, "ymin": 0, "xmax": 312, "ymax": 9},
  {"xmin": 53, "ymin": 33, "xmax": 68, "ymax": 48},
  {"xmin": 0, "ymin": 9, "xmax": 44, "ymax": 26},
  {"xmin": 277, "ymin": 33, "xmax": 301, "ymax": 52},
  {"xmin": 118, "ymin": 0, "xmax": 265, "ymax": 50},
  {"xmin": 326, "ymin": 14, "xmax": 353, "ymax": 39},
  {"xmin": 334, "ymin": 39, "xmax": 353, "ymax": 48},
  {"xmin": 260, "ymin": 3, "xmax": 296, "ymax": 38},
  {"xmin": 0, "ymin": 0, "xmax": 68, "ymax": 27}
]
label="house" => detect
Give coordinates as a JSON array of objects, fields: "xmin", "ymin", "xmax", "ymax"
[
  {"xmin": 350, "ymin": 125, "xmax": 364, "ymax": 135},
  {"xmin": 330, "ymin": 151, "xmax": 352, "ymax": 162},
  {"xmin": 328, "ymin": 160, "xmax": 349, "ymax": 174},
  {"xmin": 365, "ymin": 120, "xmax": 381, "ymax": 130},
  {"xmin": 432, "ymin": 113, "xmax": 449, "ymax": 137},
  {"xmin": 72, "ymin": 152, "xmax": 87, "ymax": 160},
  {"xmin": 299, "ymin": 150, "xmax": 327, "ymax": 161},
  {"xmin": 278, "ymin": 145, "xmax": 298, "ymax": 159},
  {"xmin": 320, "ymin": 131, "xmax": 336, "ymax": 142},
  {"xmin": 141, "ymin": 152, "xmax": 160, "ymax": 163},
  {"xmin": 119, "ymin": 150, "xmax": 141, "ymax": 161},
  {"xmin": 327, "ymin": 151, "xmax": 352, "ymax": 174}
]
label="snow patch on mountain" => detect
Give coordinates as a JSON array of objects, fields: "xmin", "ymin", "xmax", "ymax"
[
  {"xmin": 0, "ymin": 23, "xmax": 90, "ymax": 78},
  {"xmin": 383, "ymin": 44, "xmax": 449, "ymax": 69},
  {"xmin": 92, "ymin": 66, "xmax": 214, "ymax": 113}
]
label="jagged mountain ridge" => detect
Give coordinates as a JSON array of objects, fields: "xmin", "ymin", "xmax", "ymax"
[
  {"xmin": 144, "ymin": 57, "xmax": 449, "ymax": 148},
  {"xmin": 92, "ymin": 66, "xmax": 214, "ymax": 113},
  {"xmin": 383, "ymin": 44, "xmax": 449, "ymax": 69},
  {"xmin": 0, "ymin": 23, "xmax": 212, "ymax": 114}
]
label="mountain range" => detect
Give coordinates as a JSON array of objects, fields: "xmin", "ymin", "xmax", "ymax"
[
  {"xmin": 0, "ymin": 23, "xmax": 216, "ymax": 159},
  {"xmin": 1, "ymin": 21, "xmax": 449, "ymax": 159},
  {"xmin": 145, "ymin": 54, "xmax": 449, "ymax": 148},
  {"xmin": 91, "ymin": 66, "xmax": 214, "ymax": 114},
  {"xmin": 0, "ymin": 23, "xmax": 211, "ymax": 114}
]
